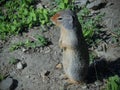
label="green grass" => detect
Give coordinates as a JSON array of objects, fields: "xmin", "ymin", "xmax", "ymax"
[
  {"xmin": 54, "ymin": 0, "xmax": 74, "ymax": 10},
  {"xmin": 0, "ymin": 74, "xmax": 4, "ymax": 81},
  {"xmin": 105, "ymin": 75, "xmax": 120, "ymax": 90},
  {"xmin": 0, "ymin": 0, "xmax": 50, "ymax": 40},
  {"xmin": 0, "ymin": 0, "xmax": 103, "ymax": 48},
  {"xmin": 77, "ymin": 7, "xmax": 103, "ymax": 44},
  {"xmin": 9, "ymin": 35, "xmax": 48, "ymax": 51},
  {"xmin": 9, "ymin": 57, "xmax": 18, "ymax": 64},
  {"xmin": 0, "ymin": 0, "xmax": 101, "ymax": 41},
  {"xmin": 110, "ymin": 28, "xmax": 120, "ymax": 44},
  {"xmin": 0, "ymin": 0, "xmax": 74, "ymax": 40}
]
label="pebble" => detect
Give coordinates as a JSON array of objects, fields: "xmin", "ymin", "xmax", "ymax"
[
  {"xmin": 94, "ymin": 80, "xmax": 103, "ymax": 86},
  {"xmin": 87, "ymin": 0, "xmax": 107, "ymax": 10},
  {"xmin": 81, "ymin": 85, "xmax": 87, "ymax": 89},
  {"xmin": 44, "ymin": 47, "xmax": 51, "ymax": 53},
  {"xmin": 74, "ymin": 0, "xmax": 88, "ymax": 6},
  {"xmin": 0, "ymin": 77, "xmax": 13, "ymax": 90},
  {"xmin": 41, "ymin": 70, "xmax": 50, "ymax": 78},
  {"xmin": 44, "ymin": 71, "xmax": 50, "ymax": 76},
  {"xmin": 26, "ymin": 75, "xmax": 31, "ymax": 79},
  {"xmin": 22, "ymin": 48, "xmax": 27, "ymax": 52},
  {"xmin": 90, "ymin": 10, "xmax": 100, "ymax": 16},
  {"xmin": 56, "ymin": 63, "xmax": 62, "ymax": 69},
  {"xmin": 41, "ymin": 70, "xmax": 50, "ymax": 82},
  {"xmin": 17, "ymin": 62, "xmax": 23, "ymax": 69},
  {"xmin": 10, "ymin": 71, "xmax": 16, "ymax": 76}
]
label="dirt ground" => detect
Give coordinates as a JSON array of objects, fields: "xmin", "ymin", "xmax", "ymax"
[{"xmin": 0, "ymin": 0, "xmax": 120, "ymax": 90}]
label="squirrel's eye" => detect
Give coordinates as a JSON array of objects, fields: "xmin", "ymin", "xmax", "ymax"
[{"xmin": 57, "ymin": 17, "xmax": 63, "ymax": 20}]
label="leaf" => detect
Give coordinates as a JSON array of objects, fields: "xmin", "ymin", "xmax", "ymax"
[
  {"xmin": 23, "ymin": 9, "xmax": 28, "ymax": 15},
  {"xmin": 63, "ymin": 0, "xmax": 68, "ymax": 4},
  {"xmin": 11, "ymin": 26, "xmax": 16, "ymax": 31},
  {"xmin": 58, "ymin": 3, "xmax": 65, "ymax": 9}
]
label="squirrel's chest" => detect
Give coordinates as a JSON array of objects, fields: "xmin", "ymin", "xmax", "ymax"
[{"xmin": 61, "ymin": 28, "xmax": 78, "ymax": 45}]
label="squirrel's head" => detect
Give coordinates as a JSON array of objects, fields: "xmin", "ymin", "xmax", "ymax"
[{"xmin": 51, "ymin": 9, "xmax": 76, "ymax": 29}]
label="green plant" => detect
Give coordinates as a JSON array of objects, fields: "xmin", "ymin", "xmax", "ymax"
[
  {"xmin": 24, "ymin": 35, "xmax": 48, "ymax": 48},
  {"xmin": 0, "ymin": 74, "xmax": 4, "ymax": 81},
  {"xmin": 9, "ymin": 57, "xmax": 18, "ymax": 64},
  {"xmin": 89, "ymin": 52, "xmax": 96, "ymax": 63},
  {"xmin": 9, "ymin": 35, "xmax": 48, "ymax": 51},
  {"xmin": 0, "ymin": 0, "xmax": 50, "ymax": 40},
  {"xmin": 77, "ymin": 7, "xmax": 103, "ymax": 44},
  {"xmin": 54, "ymin": 0, "xmax": 74, "ymax": 11},
  {"xmin": 9, "ymin": 42, "xmax": 24, "ymax": 52},
  {"xmin": 35, "ymin": 35, "xmax": 48, "ymax": 46},
  {"xmin": 105, "ymin": 75, "xmax": 120, "ymax": 90},
  {"xmin": 110, "ymin": 28, "xmax": 120, "ymax": 44}
]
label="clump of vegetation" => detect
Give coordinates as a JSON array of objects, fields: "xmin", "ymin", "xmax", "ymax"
[
  {"xmin": 0, "ymin": 74, "xmax": 4, "ymax": 81},
  {"xmin": 105, "ymin": 75, "xmax": 120, "ymax": 90},
  {"xmin": 110, "ymin": 28, "xmax": 120, "ymax": 44},
  {"xmin": 0, "ymin": 0, "xmax": 49, "ymax": 40},
  {"xmin": 0, "ymin": 0, "xmax": 101, "ymax": 44},
  {"xmin": 9, "ymin": 57, "xmax": 18, "ymax": 64},
  {"xmin": 9, "ymin": 35, "xmax": 48, "ymax": 51},
  {"xmin": 54, "ymin": 0, "xmax": 74, "ymax": 10},
  {"xmin": 77, "ymin": 7, "xmax": 103, "ymax": 44}
]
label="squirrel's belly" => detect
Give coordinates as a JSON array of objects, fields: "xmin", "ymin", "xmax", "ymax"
[{"xmin": 62, "ymin": 49, "xmax": 86, "ymax": 81}]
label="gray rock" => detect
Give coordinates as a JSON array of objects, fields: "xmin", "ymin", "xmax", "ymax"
[
  {"xmin": 74, "ymin": 0, "xmax": 88, "ymax": 6},
  {"xmin": 94, "ymin": 80, "xmax": 103, "ymax": 86},
  {"xmin": 0, "ymin": 77, "xmax": 13, "ymax": 90},
  {"xmin": 87, "ymin": 0, "xmax": 107, "ymax": 10},
  {"xmin": 81, "ymin": 84, "xmax": 87, "ymax": 89},
  {"xmin": 17, "ymin": 62, "xmax": 23, "ymax": 69}
]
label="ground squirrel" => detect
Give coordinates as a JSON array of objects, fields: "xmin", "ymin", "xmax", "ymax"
[{"xmin": 51, "ymin": 9, "xmax": 89, "ymax": 84}]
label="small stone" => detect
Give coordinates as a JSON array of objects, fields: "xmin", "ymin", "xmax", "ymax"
[
  {"xmin": 44, "ymin": 71, "xmax": 50, "ymax": 76},
  {"xmin": 44, "ymin": 49, "xmax": 50, "ymax": 53},
  {"xmin": 22, "ymin": 48, "xmax": 27, "ymax": 52},
  {"xmin": 36, "ymin": 3, "xmax": 43, "ymax": 9},
  {"xmin": 87, "ymin": 0, "xmax": 107, "ymax": 10},
  {"xmin": 41, "ymin": 70, "xmax": 50, "ymax": 82},
  {"xmin": 10, "ymin": 71, "xmax": 16, "ymax": 76},
  {"xmin": 44, "ymin": 47, "xmax": 51, "ymax": 53},
  {"xmin": 94, "ymin": 80, "xmax": 103, "ymax": 86},
  {"xmin": 106, "ymin": 2, "xmax": 114, "ymax": 7},
  {"xmin": 81, "ymin": 84, "xmax": 87, "ymax": 89},
  {"xmin": 41, "ymin": 70, "xmax": 50, "ymax": 77},
  {"xmin": 56, "ymin": 63, "xmax": 62, "ymax": 69},
  {"xmin": 17, "ymin": 62, "xmax": 23, "ymax": 69},
  {"xmin": 0, "ymin": 77, "xmax": 13, "ymax": 90},
  {"xmin": 26, "ymin": 75, "xmax": 31, "ymax": 79},
  {"xmin": 90, "ymin": 10, "xmax": 100, "ymax": 16},
  {"xmin": 75, "ymin": 0, "xmax": 88, "ymax": 6}
]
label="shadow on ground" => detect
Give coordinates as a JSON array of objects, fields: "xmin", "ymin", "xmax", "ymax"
[{"xmin": 86, "ymin": 58, "xmax": 120, "ymax": 83}]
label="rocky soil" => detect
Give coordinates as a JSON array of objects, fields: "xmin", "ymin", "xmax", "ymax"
[{"xmin": 0, "ymin": 0, "xmax": 120, "ymax": 90}]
